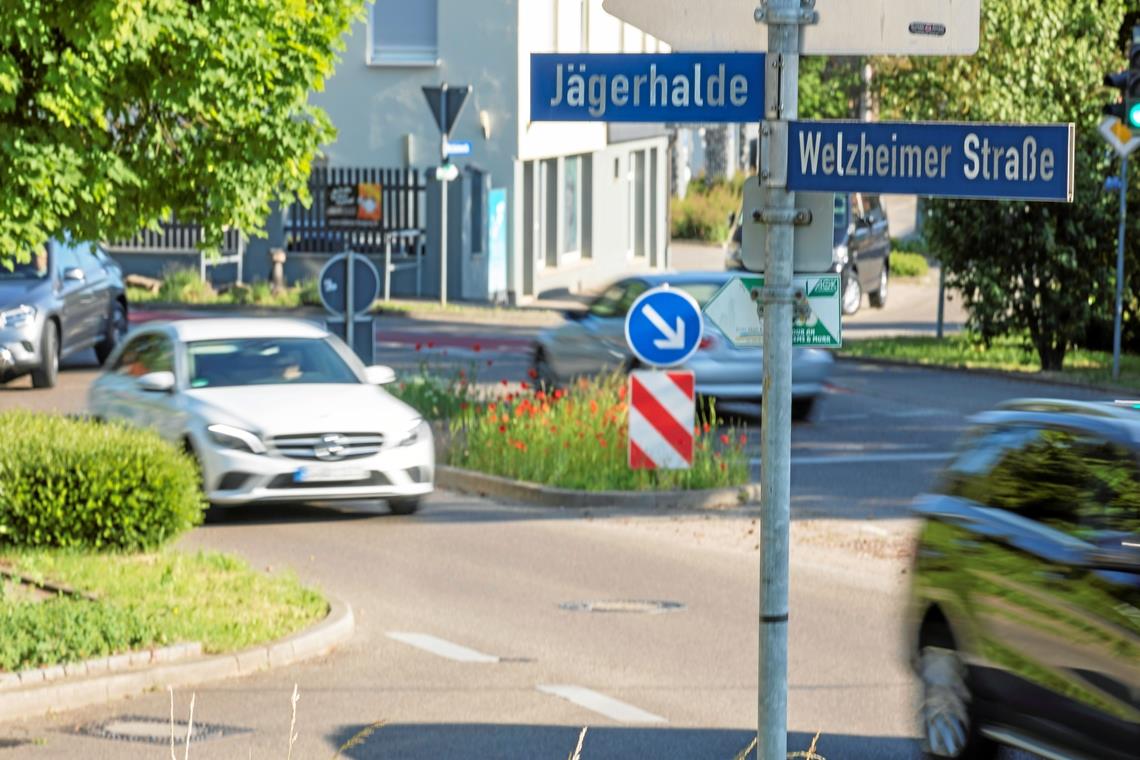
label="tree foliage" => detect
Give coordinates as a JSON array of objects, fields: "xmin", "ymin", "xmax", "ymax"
[
  {"xmin": 876, "ymin": 0, "xmax": 1127, "ymax": 370},
  {"xmin": 799, "ymin": 56, "xmax": 863, "ymax": 120},
  {"xmin": 0, "ymin": 0, "xmax": 363, "ymax": 265}
]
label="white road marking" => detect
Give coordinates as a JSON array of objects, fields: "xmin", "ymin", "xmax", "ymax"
[
  {"xmin": 536, "ymin": 685, "xmax": 667, "ymax": 724},
  {"xmin": 749, "ymin": 451, "xmax": 953, "ymax": 466},
  {"xmin": 386, "ymin": 633, "xmax": 499, "ymax": 663}
]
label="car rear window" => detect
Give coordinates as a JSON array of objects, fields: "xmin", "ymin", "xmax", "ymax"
[{"xmin": 671, "ymin": 283, "xmax": 723, "ymax": 307}]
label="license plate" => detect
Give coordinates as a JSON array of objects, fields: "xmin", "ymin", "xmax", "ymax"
[{"xmin": 293, "ymin": 466, "xmax": 369, "ymax": 483}]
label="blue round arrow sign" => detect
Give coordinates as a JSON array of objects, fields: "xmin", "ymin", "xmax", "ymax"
[{"xmin": 624, "ymin": 286, "xmax": 704, "ymax": 368}]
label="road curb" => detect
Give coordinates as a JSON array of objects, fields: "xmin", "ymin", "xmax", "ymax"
[
  {"xmin": 0, "ymin": 598, "xmax": 354, "ymax": 723},
  {"xmin": 438, "ymin": 465, "xmax": 760, "ymax": 510},
  {"xmin": 836, "ymin": 354, "xmax": 1140, "ymax": 396}
]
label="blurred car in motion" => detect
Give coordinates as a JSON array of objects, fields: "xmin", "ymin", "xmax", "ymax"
[
  {"xmin": 726, "ymin": 192, "xmax": 890, "ymax": 315},
  {"xmin": 0, "ymin": 238, "xmax": 127, "ymax": 388},
  {"xmin": 88, "ymin": 318, "xmax": 433, "ymax": 514},
  {"xmin": 907, "ymin": 399, "xmax": 1140, "ymax": 759},
  {"xmin": 531, "ymin": 271, "xmax": 834, "ymax": 420}
]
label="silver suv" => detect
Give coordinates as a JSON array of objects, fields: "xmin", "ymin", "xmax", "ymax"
[{"xmin": 0, "ymin": 239, "xmax": 128, "ymax": 388}]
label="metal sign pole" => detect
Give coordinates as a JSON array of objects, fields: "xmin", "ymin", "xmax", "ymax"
[
  {"xmin": 1114, "ymin": 155, "xmax": 1128, "ymax": 380},
  {"xmin": 757, "ymin": 0, "xmax": 807, "ymax": 757},
  {"xmin": 440, "ymin": 87, "xmax": 449, "ymax": 307},
  {"xmin": 346, "ymin": 247, "xmax": 355, "ymax": 353}
]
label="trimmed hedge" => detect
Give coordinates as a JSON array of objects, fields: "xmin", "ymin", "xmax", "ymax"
[
  {"xmin": 0, "ymin": 413, "xmax": 203, "ymax": 551},
  {"xmin": 889, "ymin": 251, "xmax": 930, "ymax": 278}
]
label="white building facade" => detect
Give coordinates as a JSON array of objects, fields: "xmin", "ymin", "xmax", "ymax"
[{"xmin": 310, "ymin": 0, "xmax": 671, "ymax": 303}]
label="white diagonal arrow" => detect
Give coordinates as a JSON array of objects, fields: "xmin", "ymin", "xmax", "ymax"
[{"xmin": 643, "ymin": 304, "xmax": 685, "ymax": 350}]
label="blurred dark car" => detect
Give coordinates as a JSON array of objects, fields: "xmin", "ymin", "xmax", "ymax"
[
  {"xmin": 907, "ymin": 399, "xmax": 1140, "ymax": 759},
  {"xmin": 726, "ymin": 192, "xmax": 890, "ymax": 315},
  {"xmin": 0, "ymin": 238, "xmax": 128, "ymax": 388}
]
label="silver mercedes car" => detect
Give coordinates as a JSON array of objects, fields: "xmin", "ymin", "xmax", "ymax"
[{"xmin": 531, "ymin": 271, "xmax": 834, "ymax": 420}]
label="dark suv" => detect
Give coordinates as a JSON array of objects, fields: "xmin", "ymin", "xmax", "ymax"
[
  {"xmin": 908, "ymin": 399, "xmax": 1140, "ymax": 759},
  {"xmin": 725, "ymin": 192, "xmax": 890, "ymax": 315}
]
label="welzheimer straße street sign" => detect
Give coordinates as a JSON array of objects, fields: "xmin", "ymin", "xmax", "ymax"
[
  {"xmin": 531, "ymin": 52, "xmax": 764, "ymax": 122},
  {"xmin": 788, "ymin": 120, "xmax": 1075, "ymax": 201}
]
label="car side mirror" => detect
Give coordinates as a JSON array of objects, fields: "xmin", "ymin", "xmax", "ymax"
[
  {"xmin": 62, "ymin": 267, "xmax": 86, "ymax": 283},
  {"xmin": 563, "ymin": 309, "xmax": 586, "ymax": 322},
  {"xmin": 364, "ymin": 365, "xmax": 397, "ymax": 385},
  {"xmin": 137, "ymin": 371, "xmax": 175, "ymax": 393}
]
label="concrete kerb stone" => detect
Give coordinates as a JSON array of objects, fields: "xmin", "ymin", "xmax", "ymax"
[
  {"xmin": 437, "ymin": 465, "xmax": 761, "ymax": 510},
  {"xmin": 0, "ymin": 598, "xmax": 354, "ymax": 723},
  {"xmin": 836, "ymin": 354, "xmax": 1140, "ymax": 396}
]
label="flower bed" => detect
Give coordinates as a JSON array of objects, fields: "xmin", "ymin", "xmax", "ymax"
[{"xmin": 393, "ymin": 367, "xmax": 749, "ymax": 492}]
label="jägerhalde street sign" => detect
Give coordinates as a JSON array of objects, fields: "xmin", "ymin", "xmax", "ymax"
[
  {"xmin": 602, "ymin": 0, "xmax": 980, "ymax": 56},
  {"xmin": 531, "ymin": 53, "xmax": 764, "ymax": 122},
  {"xmin": 625, "ymin": 286, "xmax": 704, "ymax": 367},
  {"xmin": 704, "ymin": 274, "xmax": 842, "ymax": 348},
  {"xmin": 788, "ymin": 120, "xmax": 1075, "ymax": 202}
]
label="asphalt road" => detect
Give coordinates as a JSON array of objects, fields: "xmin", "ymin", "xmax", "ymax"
[{"xmin": 0, "ymin": 323, "xmax": 1107, "ymax": 757}]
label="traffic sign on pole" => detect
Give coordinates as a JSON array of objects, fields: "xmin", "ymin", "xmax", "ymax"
[
  {"xmin": 601, "ymin": 0, "xmax": 980, "ymax": 56},
  {"xmin": 628, "ymin": 370, "xmax": 695, "ymax": 470},
  {"xmin": 530, "ymin": 53, "xmax": 765, "ymax": 123},
  {"xmin": 741, "ymin": 184, "xmax": 835, "ymax": 272},
  {"xmin": 624, "ymin": 286, "xmax": 704, "ymax": 367},
  {"xmin": 704, "ymin": 274, "xmax": 842, "ymax": 349},
  {"xmin": 444, "ymin": 140, "xmax": 472, "ymax": 157},
  {"xmin": 1099, "ymin": 116, "xmax": 1140, "ymax": 159},
  {"xmin": 787, "ymin": 120, "xmax": 1075, "ymax": 201}
]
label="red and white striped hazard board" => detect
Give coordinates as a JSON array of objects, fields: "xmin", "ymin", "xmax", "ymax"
[{"xmin": 628, "ymin": 370, "xmax": 695, "ymax": 470}]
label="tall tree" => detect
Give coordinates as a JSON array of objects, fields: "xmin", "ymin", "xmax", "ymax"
[
  {"xmin": 0, "ymin": 0, "xmax": 362, "ymax": 266},
  {"xmin": 876, "ymin": 0, "xmax": 1126, "ymax": 370}
]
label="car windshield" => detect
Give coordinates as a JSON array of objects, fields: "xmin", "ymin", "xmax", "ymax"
[
  {"xmin": 186, "ymin": 337, "xmax": 360, "ymax": 388},
  {"xmin": 670, "ymin": 282, "xmax": 724, "ymax": 307},
  {"xmin": 0, "ymin": 256, "xmax": 49, "ymax": 280}
]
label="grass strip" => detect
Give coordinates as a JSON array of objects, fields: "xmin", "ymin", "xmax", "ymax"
[
  {"xmin": 0, "ymin": 549, "xmax": 326, "ymax": 672},
  {"xmin": 840, "ymin": 334, "xmax": 1140, "ymax": 392}
]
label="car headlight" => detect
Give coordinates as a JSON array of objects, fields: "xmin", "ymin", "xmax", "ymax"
[
  {"xmin": 206, "ymin": 424, "xmax": 267, "ymax": 454},
  {"xmin": 0, "ymin": 305, "xmax": 35, "ymax": 329},
  {"xmin": 395, "ymin": 418, "xmax": 430, "ymax": 447},
  {"xmin": 833, "ymin": 244, "xmax": 849, "ymax": 266}
]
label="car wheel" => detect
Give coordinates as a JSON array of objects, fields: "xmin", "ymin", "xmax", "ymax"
[
  {"xmin": 30, "ymin": 321, "xmax": 59, "ymax": 389},
  {"xmin": 919, "ymin": 645, "xmax": 998, "ymax": 759},
  {"xmin": 869, "ymin": 266, "xmax": 889, "ymax": 309},
  {"xmin": 388, "ymin": 497, "xmax": 421, "ymax": 515},
  {"xmin": 841, "ymin": 267, "xmax": 862, "ymax": 315},
  {"xmin": 532, "ymin": 347, "xmax": 558, "ymax": 390},
  {"xmin": 791, "ymin": 396, "xmax": 816, "ymax": 422},
  {"xmin": 95, "ymin": 301, "xmax": 128, "ymax": 365}
]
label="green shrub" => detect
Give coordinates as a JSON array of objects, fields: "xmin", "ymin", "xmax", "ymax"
[
  {"xmin": 0, "ymin": 413, "xmax": 203, "ymax": 551},
  {"xmin": 157, "ymin": 268, "xmax": 216, "ymax": 304},
  {"xmin": 670, "ymin": 175, "xmax": 746, "ymax": 242},
  {"xmin": 889, "ymin": 251, "xmax": 929, "ymax": 278},
  {"xmin": 298, "ymin": 278, "xmax": 321, "ymax": 306},
  {"xmin": 891, "ymin": 236, "xmax": 928, "ymax": 255}
]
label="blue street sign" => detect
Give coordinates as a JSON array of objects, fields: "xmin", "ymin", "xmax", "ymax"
[
  {"xmin": 444, "ymin": 140, "xmax": 472, "ymax": 157},
  {"xmin": 624, "ymin": 286, "xmax": 704, "ymax": 368},
  {"xmin": 531, "ymin": 53, "xmax": 765, "ymax": 123},
  {"xmin": 788, "ymin": 120, "xmax": 1075, "ymax": 202}
]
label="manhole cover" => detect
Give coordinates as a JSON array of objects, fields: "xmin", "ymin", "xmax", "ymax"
[
  {"xmin": 560, "ymin": 600, "xmax": 685, "ymax": 614},
  {"xmin": 77, "ymin": 716, "xmax": 250, "ymax": 745}
]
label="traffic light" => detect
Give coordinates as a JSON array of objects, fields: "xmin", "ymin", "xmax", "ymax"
[{"xmin": 1105, "ymin": 26, "xmax": 1140, "ymax": 130}]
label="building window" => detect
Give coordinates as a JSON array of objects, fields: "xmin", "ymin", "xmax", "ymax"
[
  {"xmin": 369, "ymin": 0, "xmax": 438, "ymax": 66},
  {"xmin": 563, "ymin": 156, "xmax": 582, "ymax": 257},
  {"xmin": 557, "ymin": 0, "xmax": 585, "ymax": 52}
]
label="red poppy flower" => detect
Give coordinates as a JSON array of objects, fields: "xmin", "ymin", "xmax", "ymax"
[
  {"xmin": 520, "ymin": 381, "xmax": 529, "ymax": 390},
  {"xmin": 553, "ymin": 389, "xmax": 564, "ymax": 400},
  {"xmin": 460, "ymin": 402, "xmax": 469, "ymax": 411},
  {"xmin": 498, "ymin": 425, "xmax": 507, "ymax": 433},
  {"xmin": 500, "ymin": 379, "xmax": 509, "ymax": 387},
  {"xmin": 703, "ymin": 422, "xmax": 711, "ymax": 434},
  {"xmin": 597, "ymin": 437, "xmax": 608, "ymax": 448},
  {"xmin": 415, "ymin": 343, "xmax": 422, "ymax": 351},
  {"xmin": 720, "ymin": 462, "xmax": 727, "ymax": 471},
  {"xmin": 535, "ymin": 391, "xmax": 546, "ymax": 401},
  {"xmin": 513, "ymin": 440, "xmax": 527, "ymax": 451},
  {"xmin": 472, "ymin": 343, "xmax": 482, "ymax": 353},
  {"xmin": 527, "ymin": 368, "xmax": 539, "ymax": 380},
  {"xmin": 618, "ymin": 385, "xmax": 628, "ymax": 401},
  {"xmin": 720, "ymin": 434, "xmax": 730, "ymax": 445},
  {"xmin": 739, "ymin": 434, "xmax": 747, "ymax": 445},
  {"xmin": 488, "ymin": 402, "xmax": 497, "ymax": 412},
  {"xmin": 427, "ymin": 341, "xmax": 436, "ymax": 348}
]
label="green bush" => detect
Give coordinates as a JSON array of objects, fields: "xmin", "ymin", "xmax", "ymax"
[
  {"xmin": 157, "ymin": 268, "xmax": 216, "ymax": 304},
  {"xmin": 0, "ymin": 413, "xmax": 203, "ymax": 551},
  {"xmin": 889, "ymin": 251, "xmax": 930, "ymax": 278},
  {"xmin": 670, "ymin": 175, "xmax": 746, "ymax": 242},
  {"xmin": 890, "ymin": 236, "xmax": 928, "ymax": 255}
]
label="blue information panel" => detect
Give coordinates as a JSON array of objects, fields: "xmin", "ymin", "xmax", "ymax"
[
  {"xmin": 624, "ymin": 287, "xmax": 704, "ymax": 368},
  {"xmin": 788, "ymin": 121, "xmax": 1075, "ymax": 202},
  {"xmin": 531, "ymin": 53, "xmax": 765, "ymax": 123}
]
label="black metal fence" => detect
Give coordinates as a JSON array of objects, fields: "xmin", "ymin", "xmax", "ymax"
[
  {"xmin": 284, "ymin": 166, "xmax": 426, "ymax": 256},
  {"xmin": 109, "ymin": 223, "xmax": 243, "ymax": 254}
]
